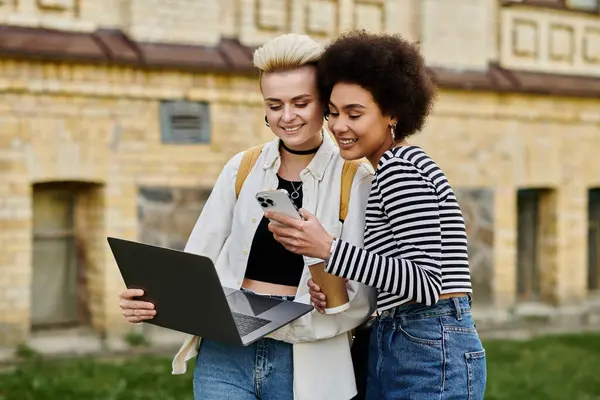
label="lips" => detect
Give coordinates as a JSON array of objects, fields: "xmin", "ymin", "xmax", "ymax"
[
  {"xmin": 280, "ymin": 124, "xmax": 304, "ymax": 133},
  {"xmin": 338, "ymin": 138, "xmax": 358, "ymax": 145}
]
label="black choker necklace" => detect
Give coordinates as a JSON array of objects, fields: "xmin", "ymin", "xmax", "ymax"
[{"xmin": 281, "ymin": 141, "xmax": 320, "ymax": 155}]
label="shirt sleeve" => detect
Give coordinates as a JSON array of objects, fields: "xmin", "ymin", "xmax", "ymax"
[{"xmin": 325, "ymin": 157, "xmax": 443, "ymax": 306}]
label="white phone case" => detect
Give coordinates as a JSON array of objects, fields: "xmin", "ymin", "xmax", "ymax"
[{"xmin": 255, "ymin": 189, "xmax": 304, "ymax": 222}]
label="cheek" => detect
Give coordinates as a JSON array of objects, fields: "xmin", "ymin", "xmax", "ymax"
[
  {"xmin": 264, "ymin": 108, "xmax": 277, "ymax": 121},
  {"xmin": 301, "ymin": 105, "xmax": 325, "ymax": 125},
  {"xmin": 352, "ymin": 118, "xmax": 374, "ymax": 139},
  {"xmin": 327, "ymin": 119, "xmax": 334, "ymax": 132}
]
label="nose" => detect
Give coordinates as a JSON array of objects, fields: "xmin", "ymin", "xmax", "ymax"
[
  {"xmin": 282, "ymin": 105, "xmax": 296, "ymax": 122},
  {"xmin": 330, "ymin": 118, "xmax": 348, "ymax": 135}
]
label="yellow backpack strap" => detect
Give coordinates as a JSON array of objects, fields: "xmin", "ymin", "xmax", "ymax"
[
  {"xmin": 235, "ymin": 144, "xmax": 264, "ymax": 199},
  {"xmin": 339, "ymin": 159, "xmax": 363, "ymax": 221}
]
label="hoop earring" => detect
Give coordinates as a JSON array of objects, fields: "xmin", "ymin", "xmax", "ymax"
[{"xmin": 265, "ymin": 115, "xmax": 270, "ymax": 127}]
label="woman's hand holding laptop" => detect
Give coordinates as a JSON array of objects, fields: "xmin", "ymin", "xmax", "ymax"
[{"xmin": 119, "ymin": 288, "xmax": 157, "ymax": 323}]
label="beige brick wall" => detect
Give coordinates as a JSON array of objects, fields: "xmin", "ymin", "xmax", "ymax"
[
  {"xmin": 419, "ymin": 0, "xmax": 495, "ymax": 70},
  {"xmin": 0, "ymin": 184, "xmax": 31, "ymax": 345},
  {"xmin": 1, "ymin": 58, "xmax": 599, "ymax": 346},
  {"xmin": 0, "ymin": 0, "xmax": 118, "ymax": 31},
  {"xmin": 413, "ymin": 91, "xmax": 600, "ymax": 306},
  {"xmin": 3, "ymin": 0, "xmax": 597, "ymax": 81},
  {"xmin": 0, "ymin": 60, "xmax": 268, "ymax": 345},
  {"xmin": 126, "ymin": 0, "xmax": 221, "ymax": 46},
  {"xmin": 0, "ymin": 0, "xmax": 422, "ymax": 46},
  {"xmin": 1, "ymin": 0, "xmax": 600, "ymax": 346},
  {"xmin": 74, "ymin": 185, "xmax": 106, "ymax": 331}
]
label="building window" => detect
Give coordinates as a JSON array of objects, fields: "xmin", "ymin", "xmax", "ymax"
[
  {"xmin": 588, "ymin": 189, "xmax": 600, "ymax": 291},
  {"xmin": 517, "ymin": 190, "xmax": 540, "ymax": 301},
  {"xmin": 138, "ymin": 186, "xmax": 212, "ymax": 251},
  {"xmin": 516, "ymin": 0, "xmax": 600, "ymax": 12},
  {"xmin": 516, "ymin": 189, "xmax": 557, "ymax": 302},
  {"xmin": 565, "ymin": 0, "xmax": 599, "ymax": 12},
  {"xmin": 160, "ymin": 100, "xmax": 211, "ymax": 144},
  {"xmin": 30, "ymin": 182, "xmax": 100, "ymax": 329},
  {"xmin": 31, "ymin": 184, "xmax": 79, "ymax": 328}
]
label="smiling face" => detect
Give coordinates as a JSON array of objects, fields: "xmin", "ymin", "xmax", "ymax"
[
  {"xmin": 261, "ymin": 66, "xmax": 324, "ymax": 151},
  {"xmin": 327, "ymin": 82, "xmax": 396, "ymax": 166}
]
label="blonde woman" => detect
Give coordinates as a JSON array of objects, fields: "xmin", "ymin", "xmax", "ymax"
[{"xmin": 118, "ymin": 33, "xmax": 376, "ymax": 400}]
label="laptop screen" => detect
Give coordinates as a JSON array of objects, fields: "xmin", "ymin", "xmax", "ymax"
[{"xmin": 226, "ymin": 291, "xmax": 283, "ymax": 316}]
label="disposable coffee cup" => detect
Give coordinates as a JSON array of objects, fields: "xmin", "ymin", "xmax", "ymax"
[{"xmin": 309, "ymin": 263, "xmax": 350, "ymax": 314}]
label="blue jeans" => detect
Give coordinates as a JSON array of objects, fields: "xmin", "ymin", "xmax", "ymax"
[
  {"xmin": 194, "ymin": 338, "xmax": 293, "ymax": 400},
  {"xmin": 366, "ymin": 296, "xmax": 487, "ymax": 400},
  {"xmin": 193, "ymin": 289, "xmax": 295, "ymax": 400}
]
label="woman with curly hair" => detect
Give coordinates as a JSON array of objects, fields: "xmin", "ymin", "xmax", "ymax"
[{"xmin": 267, "ymin": 30, "xmax": 487, "ymax": 400}]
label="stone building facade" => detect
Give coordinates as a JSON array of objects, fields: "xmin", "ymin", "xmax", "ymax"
[{"xmin": 0, "ymin": 0, "xmax": 599, "ymax": 349}]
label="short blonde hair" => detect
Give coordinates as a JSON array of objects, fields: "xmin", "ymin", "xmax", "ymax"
[{"xmin": 253, "ymin": 33, "xmax": 323, "ymax": 74}]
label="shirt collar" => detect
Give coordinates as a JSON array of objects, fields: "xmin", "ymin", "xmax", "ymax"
[{"xmin": 262, "ymin": 130, "xmax": 338, "ymax": 182}]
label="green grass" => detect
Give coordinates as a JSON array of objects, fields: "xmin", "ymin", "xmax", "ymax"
[
  {"xmin": 0, "ymin": 354, "xmax": 194, "ymax": 400},
  {"xmin": 1, "ymin": 333, "xmax": 599, "ymax": 400},
  {"xmin": 484, "ymin": 333, "xmax": 600, "ymax": 400}
]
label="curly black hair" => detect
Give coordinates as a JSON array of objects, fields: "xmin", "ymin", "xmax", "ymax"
[{"xmin": 318, "ymin": 30, "xmax": 437, "ymax": 140}]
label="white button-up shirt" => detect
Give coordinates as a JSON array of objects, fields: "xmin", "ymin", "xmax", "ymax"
[{"xmin": 171, "ymin": 132, "xmax": 377, "ymax": 400}]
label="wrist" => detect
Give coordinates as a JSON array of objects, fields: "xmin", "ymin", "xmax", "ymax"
[{"xmin": 322, "ymin": 235, "xmax": 335, "ymax": 261}]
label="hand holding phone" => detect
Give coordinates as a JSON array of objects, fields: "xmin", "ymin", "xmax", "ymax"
[{"xmin": 255, "ymin": 189, "xmax": 304, "ymax": 224}]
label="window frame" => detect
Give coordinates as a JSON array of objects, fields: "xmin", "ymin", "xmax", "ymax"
[
  {"xmin": 588, "ymin": 189, "xmax": 600, "ymax": 292},
  {"xmin": 502, "ymin": 0, "xmax": 600, "ymax": 14},
  {"xmin": 159, "ymin": 100, "xmax": 212, "ymax": 145}
]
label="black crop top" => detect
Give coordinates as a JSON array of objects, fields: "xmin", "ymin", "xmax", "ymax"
[{"xmin": 244, "ymin": 176, "xmax": 305, "ymax": 287}]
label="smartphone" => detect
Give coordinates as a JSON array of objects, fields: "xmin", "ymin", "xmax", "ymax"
[{"xmin": 255, "ymin": 189, "xmax": 304, "ymax": 222}]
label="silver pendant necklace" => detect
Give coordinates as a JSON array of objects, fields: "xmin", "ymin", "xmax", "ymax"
[{"xmin": 290, "ymin": 181, "xmax": 302, "ymax": 200}]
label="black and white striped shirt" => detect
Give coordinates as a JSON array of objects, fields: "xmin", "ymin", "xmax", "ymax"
[{"xmin": 326, "ymin": 146, "xmax": 472, "ymax": 311}]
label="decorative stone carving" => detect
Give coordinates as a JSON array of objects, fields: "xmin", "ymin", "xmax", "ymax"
[
  {"xmin": 354, "ymin": 0, "xmax": 384, "ymax": 32},
  {"xmin": 500, "ymin": 6, "xmax": 600, "ymax": 77},
  {"xmin": 512, "ymin": 19, "xmax": 539, "ymax": 58},
  {"xmin": 584, "ymin": 27, "xmax": 600, "ymax": 63},
  {"xmin": 549, "ymin": 24, "xmax": 575, "ymax": 62},
  {"xmin": 306, "ymin": 0, "xmax": 337, "ymax": 36},
  {"xmin": 37, "ymin": 0, "xmax": 75, "ymax": 12},
  {"xmin": 255, "ymin": 0, "xmax": 290, "ymax": 31}
]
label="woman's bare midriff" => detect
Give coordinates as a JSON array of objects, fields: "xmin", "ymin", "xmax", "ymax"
[{"xmin": 242, "ymin": 278, "xmax": 298, "ymax": 296}]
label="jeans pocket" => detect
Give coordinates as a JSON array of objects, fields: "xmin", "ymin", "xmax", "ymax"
[
  {"xmin": 465, "ymin": 350, "xmax": 486, "ymax": 400},
  {"xmin": 397, "ymin": 318, "xmax": 443, "ymax": 347}
]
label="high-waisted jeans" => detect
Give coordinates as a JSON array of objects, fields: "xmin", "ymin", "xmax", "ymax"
[{"xmin": 366, "ymin": 296, "xmax": 487, "ymax": 400}]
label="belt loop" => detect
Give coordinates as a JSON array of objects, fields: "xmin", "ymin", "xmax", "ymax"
[{"xmin": 453, "ymin": 297, "xmax": 462, "ymax": 321}]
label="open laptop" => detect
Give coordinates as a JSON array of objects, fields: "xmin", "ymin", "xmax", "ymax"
[{"xmin": 107, "ymin": 237, "xmax": 314, "ymax": 347}]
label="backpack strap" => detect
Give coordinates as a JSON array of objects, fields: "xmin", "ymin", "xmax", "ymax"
[
  {"xmin": 235, "ymin": 144, "xmax": 363, "ymax": 222},
  {"xmin": 339, "ymin": 159, "xmax": 363, "ymax": 221},
  {"xmin": 235, "ymin": 144, "xmax": 264, "ymax": 199}
]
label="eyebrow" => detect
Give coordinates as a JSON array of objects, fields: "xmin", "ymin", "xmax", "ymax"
[
  {"xmin": 265, "ymin": 94, "xmax": 312, "ymax": 102},
  {"xmin": 329, "ymin": 101, "xmax": 366, "ymax": 111}
]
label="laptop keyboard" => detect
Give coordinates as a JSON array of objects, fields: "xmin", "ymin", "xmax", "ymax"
[{"xmin": 232, "ymin": 313, "xmax": 270, "ymax": 336}]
